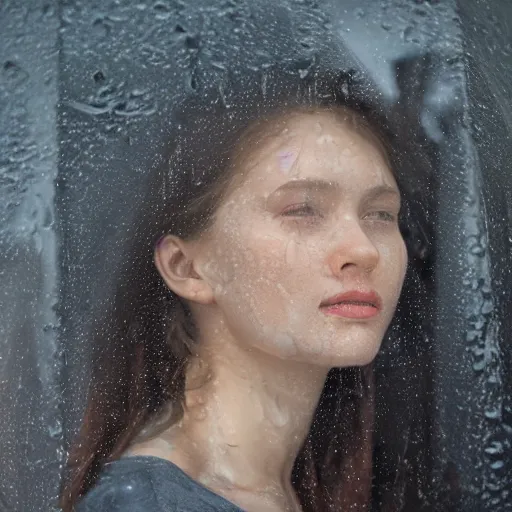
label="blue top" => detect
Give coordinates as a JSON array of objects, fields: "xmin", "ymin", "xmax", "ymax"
[{"xmin": 76, "ymin": 455, "xmax": 245, "ymax": 512}]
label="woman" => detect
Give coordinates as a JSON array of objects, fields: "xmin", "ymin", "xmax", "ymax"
[{"xmin": 60, "ymin": 63, "xmax": 409, "ymax": 512}]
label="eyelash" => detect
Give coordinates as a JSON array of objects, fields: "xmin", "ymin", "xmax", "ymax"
[
  {"xmin": 281, "ymin": 204, "xmax": 396, "ymax": 223},
  {"xmin": 364, "ymin": 211, "xmax": 397, "ymax": 222},
  {"xmin": 281, "ymin": 204, "xmax": 319, "ymax": 217}
]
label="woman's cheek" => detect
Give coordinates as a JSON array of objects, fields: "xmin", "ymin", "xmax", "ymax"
[
  {"xmin": 371, "ymin": 235, "xmax": 402, "ymax": 295},
  {"xmin": 400, "ymin": 238, "xmax": 408, "ymax": 275},
  {"xmin": 201, "ymin": 248, "xmax": 237, "ymax": 286},
  {"xmin": 384, "ymin": 235, "xmax": 408, "ymax": 300},
  {"xmin": 391, "ymin": 235, "xmax": 408, "ymax": 281},
  {"xmin": 283, "ymin": 236, "xmax": 313, "ymax": 270}
]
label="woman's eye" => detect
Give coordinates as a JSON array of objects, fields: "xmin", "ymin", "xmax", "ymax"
[
  {"xmin": 281, "ymin": 204, "xmax": 318, "ymax": 217},
  {"xmin": 365, "ymin": 211, "xmax": 396, "ymax": 222}
]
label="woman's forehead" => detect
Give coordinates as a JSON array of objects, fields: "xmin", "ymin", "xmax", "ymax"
[{"xmin": 235, "ymin": 111, "xmax": 395, "ymax": 192}]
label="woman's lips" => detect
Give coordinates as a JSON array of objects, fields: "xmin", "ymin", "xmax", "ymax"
[
  {"xmin": 320, "ymin": 302, "xmax": 380, "ymax": 319},
  {"xmin": 319, "ymin": 290, "xmax": 382, "ymax": 319}
]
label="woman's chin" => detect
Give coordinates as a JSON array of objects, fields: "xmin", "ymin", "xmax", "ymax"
[
  {"xmin": 319, "ymin": 339, "xmax": 382, "ymax": 368},
  {"xmin": 284, "ymin": 345, "xmax": 380, "ymax": 369}
]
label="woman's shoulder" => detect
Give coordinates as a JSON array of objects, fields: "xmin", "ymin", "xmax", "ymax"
[{"xmin": 75, "ymin": 455, "xmax": 244, "ymax": 512}]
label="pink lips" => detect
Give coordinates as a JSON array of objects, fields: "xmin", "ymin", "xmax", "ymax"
[{"xmin": 319, "ymin": 290, "xmax": 382, "ymax": 319}]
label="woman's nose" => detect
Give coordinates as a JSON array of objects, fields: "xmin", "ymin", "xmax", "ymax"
[{"xmin": 327, "ymin": 221, "xmax": 380, "ymax": 276}]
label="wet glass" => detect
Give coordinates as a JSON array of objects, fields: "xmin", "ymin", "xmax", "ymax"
[{"xmin": 0, "ymin": 1, "xmax": 510, "ymax": 511}]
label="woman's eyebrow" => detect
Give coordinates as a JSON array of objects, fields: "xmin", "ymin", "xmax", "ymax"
[
  {"xmin": 271, "ymin": 179, "xmax": 399, "ymax": 199},
  {"xmin": 362, "ymin": 184, "xmax": 401, "ymax": 202}
]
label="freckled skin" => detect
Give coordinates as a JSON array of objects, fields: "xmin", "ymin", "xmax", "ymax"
[
  {"xmin": 128, "ymin": 111, "xmax": 408, "ymax": 512},
  {"xmin": 200, "ymin": 112, "xmax": 407, "ymax": 367}
]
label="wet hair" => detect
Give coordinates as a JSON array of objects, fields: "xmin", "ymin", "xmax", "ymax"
[{"xmin": 59, "ymin": 61, "xmax": 407, "ymax": 512}]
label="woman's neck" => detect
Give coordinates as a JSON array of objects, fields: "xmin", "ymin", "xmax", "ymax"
[
  {"xmin": 183, "ymin": 344, "xmax": 328, "ymax": 484},
  {"xmin": 126, "ymin": 337, "xmax": 328, "ymax": 511}
]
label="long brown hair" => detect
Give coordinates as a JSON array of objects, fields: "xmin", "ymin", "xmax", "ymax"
[{"xmin": 59, "ymin": 62, "xmax": 405, "ymax": 512}]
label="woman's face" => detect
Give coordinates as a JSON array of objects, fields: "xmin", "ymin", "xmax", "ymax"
[{"xmin": 198, "ymin": 110, "xmax": 408, "ymax": 367}]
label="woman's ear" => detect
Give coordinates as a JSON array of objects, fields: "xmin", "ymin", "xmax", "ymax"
[{"xmin": 154, "ymin": 235, "xmax": 215, "ymax": 305}]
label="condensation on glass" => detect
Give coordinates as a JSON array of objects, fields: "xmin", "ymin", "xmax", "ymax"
[{"xmin": 0, "ymin": 0, "xmax": 510, "ymax": 511}]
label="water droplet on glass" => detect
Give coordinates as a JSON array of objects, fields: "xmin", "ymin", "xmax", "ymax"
[
  {"xmin": 48, "ymin": 424, "xmax": 62, "ymax": 439},
  {"xmin": 485, "ymin": 409, "xmax": 501, "ymax": 420}
]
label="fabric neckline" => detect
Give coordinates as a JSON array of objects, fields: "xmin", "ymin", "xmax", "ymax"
[{"xmin": 110, "ymin": 454, "xmax": 246, "ymax": 511}]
